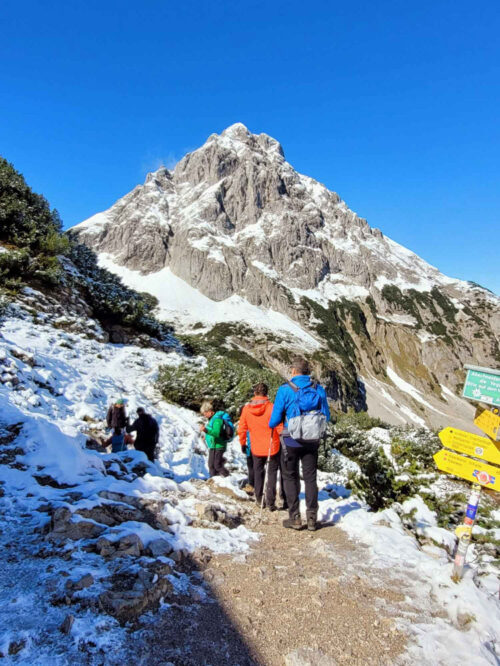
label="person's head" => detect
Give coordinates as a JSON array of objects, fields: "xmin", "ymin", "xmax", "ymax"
[
  {"xmin": 200, "ymin": 400, "xmax": 215, "ymax": 419},
  {"xmin": 136, "ymin": 407, "xmax": 145, "ymax": 416},
  {"xmin": 113, "ymin": 427, "xmax": 122, "ymax": 435},
  {"xmin": 115, "ymin": 398, "xmax": 125, "ymax": 407},
  {"xmin": 290, "ymin": 357, "xmax": 310, "ymax": 377},
  {"xmin": 253, "ymin": 382, "xmax": 268, "ymax": 397}
]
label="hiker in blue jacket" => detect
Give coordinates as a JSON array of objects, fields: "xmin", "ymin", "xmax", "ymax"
[{"xmin": 269, "ymin": 357, "xmax": 330, "ymax": 531}]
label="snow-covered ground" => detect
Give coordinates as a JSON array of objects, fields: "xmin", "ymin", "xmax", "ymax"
[{"xmin": 0, "ymin": 303, "xmax": 499, "ymax": 664}]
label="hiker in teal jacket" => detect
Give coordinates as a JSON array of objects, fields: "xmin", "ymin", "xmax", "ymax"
[{"xmin": 200, "ymin": 400, "xmax": 232, "ymax": 477}]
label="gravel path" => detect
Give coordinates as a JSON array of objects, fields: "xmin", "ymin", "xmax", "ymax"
[{"xmin": 143, "ymin": 504, "xmax": 411, "ymax": 666}]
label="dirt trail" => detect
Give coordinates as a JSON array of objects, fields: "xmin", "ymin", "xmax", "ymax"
[{"xmin": 144, "ymin": 504, "xmax": 413, "ymax": 666}]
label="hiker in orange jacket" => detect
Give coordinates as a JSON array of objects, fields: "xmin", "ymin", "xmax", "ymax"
[{"xmin": 238, "ymin": 383, "xmax": 282, "ymax": 510}]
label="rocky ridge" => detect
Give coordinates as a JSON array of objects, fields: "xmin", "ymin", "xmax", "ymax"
[{"xmin": 72, "ymin": 123, "xmax": 500, "ymax": 426}]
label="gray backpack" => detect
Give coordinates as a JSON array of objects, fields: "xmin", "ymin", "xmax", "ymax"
[{"xmin": 286, "ymin": 380, "xmax": 327, "ymax": 443}]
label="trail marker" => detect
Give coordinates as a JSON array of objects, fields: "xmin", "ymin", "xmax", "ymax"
[
  {"xmin": 462, "ymin": 364, "xmax": 500, "ymax": 407},
  {"xmin": 438, "ymin": 364, "xmax": 500, "ymax": 582},
  {"xmin": 433, "ymin": 449, "xmax": 499, "ymax": 491},
  {"xmin": 438, "ymin": 426, "xmax": 500, "ymax": 465},
  {"xmin": 474, "ymin": 405, "xmax": 500, "ymax": 442}
]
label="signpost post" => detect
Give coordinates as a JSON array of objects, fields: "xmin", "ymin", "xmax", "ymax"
[{"xmin": 435, "ymin": 364, "xmax": 500, "ymax": 582}]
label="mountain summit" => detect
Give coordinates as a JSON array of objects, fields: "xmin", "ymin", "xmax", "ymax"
[{"xmin": 72, "ymin": 124, "xmax": 500, "ymax": 428}]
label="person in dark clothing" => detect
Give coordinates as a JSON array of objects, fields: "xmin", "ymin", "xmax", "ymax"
[
  {"xmin": 269, "ymin": 357, "xmax": 330, "ymax": 531},
  {"xmin": 126, "ymin": 407, "xmax": 159, "ymax": 462},
  {"xmin": 106, "ymin": 399, "xmax": 127, "ymax": 430}
]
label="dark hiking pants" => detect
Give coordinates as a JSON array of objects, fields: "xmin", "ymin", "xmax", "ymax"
[
  {"xmin": 279, "ymin": 446, "xmax": 288, "ymax": 505},
  {"xmin": 252, "ymin": 452, "xmax": 280, "ymax": 507},
  {"xmin": 208, "ymin": 448, "xmax": 229, "ymax": 477},
  {"xmin": 282, "ymin": 442, "xmax": 319, "ymax": 520},
  {"xmin": 135, "ymin": 439, "xmax": 156, "ymax": 462},
  {"xmin": 246, "ymin": 454, "xmax": 255, "ymax": 487}
]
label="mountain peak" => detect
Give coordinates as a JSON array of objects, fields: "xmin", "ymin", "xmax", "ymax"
[
  {"xmin": 221, "ymin": 122, "xmax": 251, "ymax": 139},
  {"xmin": 206, "ymin": 123, "xmax": 285, "ymax": 159}
]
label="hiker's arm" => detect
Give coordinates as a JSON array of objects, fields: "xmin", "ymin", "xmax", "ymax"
[
  {"xmin": 204, "ymin": 418, "xmax": 220, "ymax": 437},
  {"xmin": 269, "ymin": 389, "xmax": 285, "ymax": 428},
  {"xmin": 126, "ymin": 419, "xmax": 138, "ymax": 433},
  {"xmin": 238, "ymin": 409, "xmax": 248, "ymax": 448}
]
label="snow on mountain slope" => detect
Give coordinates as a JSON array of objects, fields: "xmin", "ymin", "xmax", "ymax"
[{"xmin": 97, "ymin": 253, "xmax": 320, "ymax": 348}]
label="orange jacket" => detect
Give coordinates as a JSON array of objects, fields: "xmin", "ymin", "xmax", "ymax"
[{"xmin": 238, "ymin": 396, "xmax": 282, "ymax": 457}]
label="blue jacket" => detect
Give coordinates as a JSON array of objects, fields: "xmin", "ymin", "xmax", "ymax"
[{"xmin": 269, "ymin": 375, "xmax": 330, "ymax": 446}]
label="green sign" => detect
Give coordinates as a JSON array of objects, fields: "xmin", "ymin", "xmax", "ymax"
[{"xmin": 463, "ymin": 365, "xmax": 500, "ymax": 407}]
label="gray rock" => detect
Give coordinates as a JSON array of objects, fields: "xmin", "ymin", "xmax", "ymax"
[
  {"xmin": 99, "ymin": 561, "xmax": 172, "ymax": 623},
  {"xmin": 115, "ymin": 533, "xmax": 143, "ymax": 557},
  {"xmin": 49, "ymin": 507, "xmax": 106, "ymax": 541},
  {"xmin": 66, "ymin": 573, "xmax": 94, "ymax": 591},
  {"xmin": 147, "ymin": 538, "xmax": 173, "ymax": 558},
  {"xmin": 59, "ymin": 614, "xmax": 75, "ymax": 634}
]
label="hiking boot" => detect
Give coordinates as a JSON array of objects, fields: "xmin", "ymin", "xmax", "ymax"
[
  {"xmin": 279, "ymin": 502, "xmax": 288, "ymax": 511},
  {"xmin": 283, "ymin": 515, "xmax": 302, "ymax": 530},
  {"xmin": 307, "ymin": 516, "xmax": 317, "ymax": 531},
  {"xmin": 243, "ymin": 484, "xmax": 254, "ymax": 494},
  {"xmin": 267, "ymin": 504, "xmax": 277, "ymax": 512}
]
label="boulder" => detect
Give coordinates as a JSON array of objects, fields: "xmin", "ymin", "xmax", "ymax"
[
  {"xmin": 99, "ymin": 561, "xmax": 172, "ymax": 623},
  {"xmin": 49, "ymin": 507, "xmax": 106, "ymax": 541},
  {"xmin": 147, "ymin": 538, "xmax": 173, "ymax": 558},
  {"xmin": 65, "ymin": 573, "xmax": 94, "ymax": 592}
]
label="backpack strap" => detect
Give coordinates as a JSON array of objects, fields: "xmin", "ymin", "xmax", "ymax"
[{"xmin": 287, "ymin": 380, "xmax": 316, "ymax": 391}]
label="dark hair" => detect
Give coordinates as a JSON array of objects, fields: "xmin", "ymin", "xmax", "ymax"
[
  {"xmin": 291, "ymin": 357, "xmax": 310, "ymax": 375},
  {"xmin": 137, "ymin": 407, "xmax": 145, "ymax": 415},
  {"xmin": 253, "ymin": 382, "xmax": 268, "ymax": 396}
]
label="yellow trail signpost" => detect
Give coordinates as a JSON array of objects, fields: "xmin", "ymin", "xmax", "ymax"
[
  {"xmin": 433, "ymin": 449, "xmax": 499, "ymax": 492},
  {"xmin": 438, "ymin": 365, "xmax": 500, "ymax": 581},
  {"xmin": 438, "ymin": 426, "xmax": 500, "ymax": 465},
  {"xmin": 474, "ymin": 405, "xmax": 500, "ymax": 442}
]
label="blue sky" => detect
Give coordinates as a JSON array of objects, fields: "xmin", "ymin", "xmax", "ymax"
[{"xmin": 1, "ymin": 0, "xmax": 499, "ymax": 293}]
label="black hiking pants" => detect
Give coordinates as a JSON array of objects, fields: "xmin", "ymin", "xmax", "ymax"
[
  {"xmin": 252, "ymin": 452, "xmax": 280, "ymax": 507},
  {"xmin": 246, "ymin": 454, "xmax": 255, "ymax": 487},
  {"xmin": 208, "ymin": 448, "xmax": 229, "ymax": 477},
  {"xmin": 282, "ymin": 442, "xmax": 319, "ymax": 520},
  {"xmin": 135, "ymin": 439, "xmax": 156, "ymax": 462},
  {"xmin": 279, "ymin": 445, "xmax": 287, "ymax": 506}
]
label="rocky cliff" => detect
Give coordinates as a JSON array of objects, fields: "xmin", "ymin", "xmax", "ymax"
[{"xmin": 72, "ymin": 123, "xmax": 500, "ymax": 429}]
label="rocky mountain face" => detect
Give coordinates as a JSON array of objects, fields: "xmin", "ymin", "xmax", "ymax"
[{"xmin": 72, "ymin": 123, "xmax": 500, "ymax": 428}]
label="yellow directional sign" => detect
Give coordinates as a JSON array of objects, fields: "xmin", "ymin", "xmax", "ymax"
[
  {"xmin": 474, "ymin": 406, "xmax": 500, "ymax": 442},
  {"xmin": 434, "ymin": 449, "xmax": 499, "ymax": 491},
  {"xmin": 455, "ymin": 525, "xmax": 472, "ymax": 538},
  {"xmin": 438, "ymin": 427, "xmax": 500, "ymax": 466}
]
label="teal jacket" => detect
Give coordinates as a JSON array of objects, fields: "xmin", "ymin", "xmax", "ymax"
[{"xmin": 204, "ymin": 411, "xmax": 231, "ymax": 450}]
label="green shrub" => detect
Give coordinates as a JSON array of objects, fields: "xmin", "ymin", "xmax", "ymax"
[
  {"xmin": 156, "ymin": 352, "xmax": 282, "ymax": 416},
  {"xmin": 68, "ymin": 243, "xmax": 175, "ymax": 342},
  {"xmin": 0, "ymin": 157, "xmax": 68, "ymax": 289}
]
